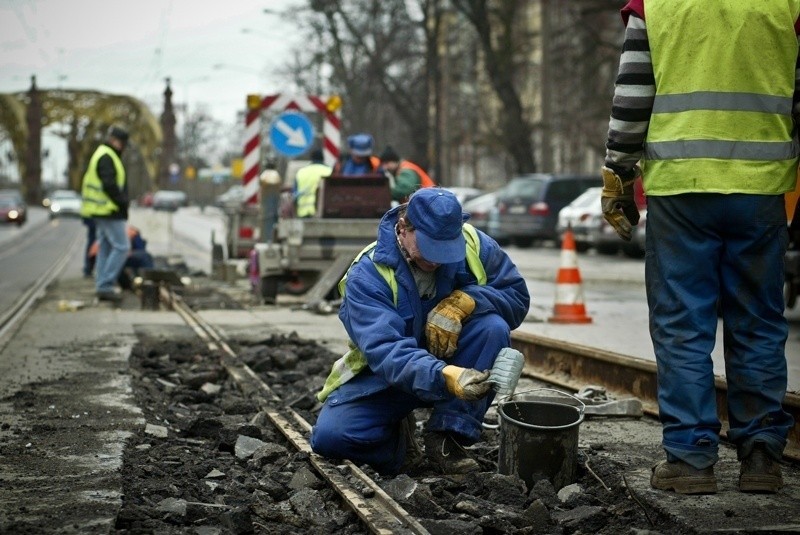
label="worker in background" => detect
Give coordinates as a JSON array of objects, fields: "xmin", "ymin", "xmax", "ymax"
[
  {"xmin": 334, "ymin": 133, "xmax": 381, "ymax": 175},
  {"xmin": 87, "ymin": 225, "xmax": 153, "ymax": 290},
  {"xmin": 294, "ymin": 148, "xmax": 332, "ymax": 217},
  {"xmin": 310, "ymin": 188, "xmax": 530, "ymax": 475},
  {"xmin": 80, "ymin": 125, "xmax": 131, "ymax": 304},
  {"xmin": 379, "ymin": 145, "xmax": 436, "ymax": 203},
  {"xmin": 602, "ymin": 0, "xmax": 796, "ymax": 495}
]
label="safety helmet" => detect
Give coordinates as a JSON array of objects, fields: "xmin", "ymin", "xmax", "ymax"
[{"xmin": 347, "ymin": 133, "xmax": 374, "ymax": 157}]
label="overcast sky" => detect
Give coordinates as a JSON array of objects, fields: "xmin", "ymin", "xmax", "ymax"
[{"xmin": 0, "ymin": 0, "xmax": 300, "ymax": 181}]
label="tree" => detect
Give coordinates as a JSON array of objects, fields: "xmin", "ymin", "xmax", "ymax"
[
  {"xmin": 450, "ymin": 0, "xmax": 536, "ymax": 174},
  {"xmin": 296, "ymin": 0, "xmax": 431, "ymax": 166},
  {"xmin": 178, "ymin": 108, "xmax": 220, "ymax": 171}
]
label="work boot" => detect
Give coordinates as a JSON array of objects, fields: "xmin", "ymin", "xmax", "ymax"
[
  {"xmin": 423, "ymin": 432, "xmax": 480, "ymax": 474},
  {"xmin": 96, "ymin": 291, "xmax": 122, "ymax": 304},
  {"xmin": 399, "ymin": 413, "xmax": 424, "ymax": 472},
  {"xmin": 739, "ymin": 444, "xmax": 783, "ymax": 493},
  {"xmin": 650, "ymin": 459, "xmax": 717, "ymax": 494}
]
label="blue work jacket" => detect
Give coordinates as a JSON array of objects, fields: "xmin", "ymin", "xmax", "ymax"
[{"xmin": 332, "ymin": 205, "xmax": 530, "ymax": 406}]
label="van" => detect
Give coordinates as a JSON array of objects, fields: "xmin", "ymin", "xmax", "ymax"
[{"xmin": 494, "ymin": 174, "xmax": 598, "ymax": 247}]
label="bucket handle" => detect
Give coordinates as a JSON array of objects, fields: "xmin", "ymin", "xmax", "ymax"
[{"xmin": 482, "ymin": 387, "xmax": 586, "ymax": 430}]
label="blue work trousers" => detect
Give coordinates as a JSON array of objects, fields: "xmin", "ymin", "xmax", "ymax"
[
  {"xmin": 94, "ymin": 218, "xmax": 130, "ymax": 294},
  {"xmin": 646, "ymin": 193, "xmax": 793, "ymax": 469},
  {"xmin": 311, "ymin": 313, "xmax": 510, "ymax": 474}
]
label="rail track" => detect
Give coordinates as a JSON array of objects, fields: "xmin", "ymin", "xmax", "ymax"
[
  {"xmin": 161, "ymin": 286, "xmax": 431, "ymax": 535},
  {"xmin": 0, "ymin": 223, "xmax": 82, "ymax": 350},
  {"xmin": 510, "ymin": 331, "xmax": 800, "ymax": 463}
]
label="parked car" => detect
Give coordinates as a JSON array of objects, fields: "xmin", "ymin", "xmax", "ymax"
[
  {"xmin": 152, "ymin": 190, "xmax": 188, "ymax": 212},
  {"xmin": 591, "ymin": 177, "xmax": 647, "ymax": 258},
  {"xmin": 0, "ymin": 190, "xmax": 26, "ymax": 226},
  {"xmin": 556, "ymin": 187, "xmax": 603, "ymax": 252},
  {"xmin": 462, "ymin": 191, "xmax": 498, "ymax": 234},
  {"xmin": 48, "ymin": 189, "xmax": 82, "ymax": 219},
  {"xmin": 443, "ymin": 186, "xmax": 483, "ymax": 205},
  {"xmin": 213, "ymin": 184, "xmax": 245, "ymax": 208},
  {"xmin": 494, "ymin": 174, "xmax": 597, "ymax": 247}
]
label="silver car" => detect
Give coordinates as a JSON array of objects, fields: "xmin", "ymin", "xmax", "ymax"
[{"xmin": 556, "ymin": 187, "xmax": 602, "ymax": 252}]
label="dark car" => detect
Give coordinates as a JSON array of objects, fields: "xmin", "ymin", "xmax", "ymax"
[
  {"xmin": 0, "ymin": 190, "xmax": 27, "ymax": 226},
  {"xmin": 494, "ymin": 174, "xmax": 597, "ymax": 247},
  {"xmin": 152, "ymin": 190, "xmax": 188, "ymax": 212}
]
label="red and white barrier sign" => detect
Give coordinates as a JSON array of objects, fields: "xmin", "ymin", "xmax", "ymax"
[{"xmin": 242, "ymin": 94, "xmax": 341, "ymax": 205}]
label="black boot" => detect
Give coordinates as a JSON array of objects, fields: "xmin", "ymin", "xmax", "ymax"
[{"xmin": 423, "ymin": 432, "xmax": 480, "ymax": 474}]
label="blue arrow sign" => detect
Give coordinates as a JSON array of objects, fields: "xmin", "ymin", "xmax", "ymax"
[{"xmin": 269, "ymin": 111, "xmax": 315, "ymax": 158}]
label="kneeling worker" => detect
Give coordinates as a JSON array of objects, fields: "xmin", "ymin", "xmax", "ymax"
[{"xmin": 311, "ymin": 188, "xmax": 530, "ymax": 475}]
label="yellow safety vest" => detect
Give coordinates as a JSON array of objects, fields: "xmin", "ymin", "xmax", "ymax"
[
  {"xmin": 643, "ymin": 0, "xmax": 800, "ymax": 195},
  {"xmin": 80, "ymin": 145, "xmax": 126, "ymax": 217},
  {"xmin": 295, "ymin": 163, "xmax": 332, "ymax": 217}
]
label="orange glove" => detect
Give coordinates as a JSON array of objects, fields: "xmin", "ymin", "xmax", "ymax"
[
  {"xmin": 426, "ymin": 290, "xmax": 475, "ymax": 359},
  {"xmin": 442, "ymin": 365, "xmax": 491, "ymax": 401}
]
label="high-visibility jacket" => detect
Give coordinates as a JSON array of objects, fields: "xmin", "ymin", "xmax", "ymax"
[
  {"xmin": 317, "ymin": 223, "xmax": 487, "ymax": 402},
  {"xmin": 80, "ymin": 145, "xmax": 126, "ymax": 217},
  {"xmin": 642, "ymin": 0, "xmax": 800, "ymax": 195},
  {"xmin": 399, "ymin": 160, "xmax": 435, "ymax": 189},
  {"xmin": 294, "ymin": 162, "xmax": 332, "ymax": 217}
]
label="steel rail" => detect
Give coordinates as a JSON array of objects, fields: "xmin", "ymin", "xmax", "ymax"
[
  {"xmin": 164, "ymin": 289, "xmax": 430, "ymax": 535},
  {"xmin": 510, "ymin": 330, "xmax": 800, "ymax": 462},
  {"xmin": 0, "ymin": 227, "xmax": 81, "ymax": 351}
]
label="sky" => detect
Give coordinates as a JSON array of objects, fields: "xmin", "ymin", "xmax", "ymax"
[{"xmin": 0, "ymin": 0, "xmax": 300, "ymax": 182}]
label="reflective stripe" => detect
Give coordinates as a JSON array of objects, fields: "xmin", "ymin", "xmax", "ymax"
[
  {"xmin": 645, "ymin": 140, "xmax": 799, "ymax": 161},
  {"xmin": 653, "ymin": 92, "xmax": 793, "ymax": 114}
]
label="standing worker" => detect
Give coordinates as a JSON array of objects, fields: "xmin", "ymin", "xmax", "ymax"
[
  {"xmin": 310, "ymin": 188, "xmax": 530, "ymax": 475},
  {"xmin": 603, "ymin": 0, "xmax": 796, "ymax": 494},
  {"xmin": 379, "ymin": 145, "xmax": 436, "ymax": 203},
  {"xmin": 294, "ymin": 148, "xmax": 332, "ymax": 217},
  {"xmin": 334, "ymin": 133, "xmax": 382, "ymax": 175},
  {"xmin": 80, "ymin": 126, "xmax": 131, "ymax": 303}
]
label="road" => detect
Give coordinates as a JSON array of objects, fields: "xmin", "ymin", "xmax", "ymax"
[{"xmin": 2, "ymin": 205, "xmax": 799, "ymax": 391}]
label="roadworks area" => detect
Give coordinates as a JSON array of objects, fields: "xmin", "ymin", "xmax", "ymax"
[{"xmin": 0, "ymin": 274, "xmax": 798, "ymax": 534}]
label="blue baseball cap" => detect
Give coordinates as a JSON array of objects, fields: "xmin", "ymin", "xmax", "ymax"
[
  {"xmin": 347, "ymin": 133, "xmax": 374, "ymax": 157},
  {"xmin": 406, "ymin": 188, "xmax": 469, "ymax": 264}
]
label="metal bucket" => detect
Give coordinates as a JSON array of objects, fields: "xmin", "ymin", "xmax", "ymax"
[{"xmin": 497, "ymin": 389, "xmax": 584, "ymax": 491}]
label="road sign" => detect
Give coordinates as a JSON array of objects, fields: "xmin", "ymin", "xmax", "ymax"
[{"xmin": 269, "ymin": 111, "xmax": 315, "ymax": 158}]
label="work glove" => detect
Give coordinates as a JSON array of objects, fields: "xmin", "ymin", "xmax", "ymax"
[
  {"xmin": 442, "ymin": 365, "xmax": 491, "ymax": 401},
  {"xmin": 426, "ymin": 290, "xmax": 476, "ymax": 359},
  {"xmin": 601, "ymin": 165, "xmax": 641, "ymax": 241}
]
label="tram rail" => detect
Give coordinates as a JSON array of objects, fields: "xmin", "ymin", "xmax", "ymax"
[
  {"xmin": 0, "ymin": 225, "xmax": 81, "ymax": 349},
  {"xmin": 511, "ymin": 330, "xmax": 800, "ymax": 463},
  {"xmin": 161, "ymin": 286, "xmax": 431, "ymax": 535}
]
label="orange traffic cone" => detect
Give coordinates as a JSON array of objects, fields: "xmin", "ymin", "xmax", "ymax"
[{"xmin": 549, "ymin": 228, "xmax": 592, "ymax": 323}]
